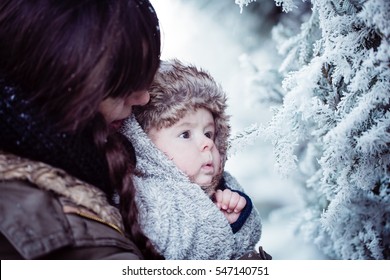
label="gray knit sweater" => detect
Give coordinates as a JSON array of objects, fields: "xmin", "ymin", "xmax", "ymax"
[{"xmin": 121, "ymin": 115, "xmax": 262, "ymax": 259}]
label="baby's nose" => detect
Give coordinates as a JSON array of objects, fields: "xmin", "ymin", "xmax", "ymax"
[{"xmin": 201, "ymin": 136, "xmax": 214, "ymax": 151}]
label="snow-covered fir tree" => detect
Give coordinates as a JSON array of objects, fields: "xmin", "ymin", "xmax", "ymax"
[{"xmin": 239, "ymin": 0, "xmax": 390, "ymax": 259}]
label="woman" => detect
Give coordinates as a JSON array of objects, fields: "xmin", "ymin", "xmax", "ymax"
[{"xmin": 0, "ymin": 0, "xmax": 162, "ymax": 259}]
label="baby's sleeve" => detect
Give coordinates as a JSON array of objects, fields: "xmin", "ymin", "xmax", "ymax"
[{"xmin": 221, "ymin": 171, "xmax": 262, "ymax": 259}]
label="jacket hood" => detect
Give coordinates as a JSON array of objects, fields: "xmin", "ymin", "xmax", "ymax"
[
  {"xmin": 133, "ymin": 59, "xmax": 231, "ymax": 172},
  {"xmin": 122, "ymin": 115, "xmax": 193, "ymax": 185}
]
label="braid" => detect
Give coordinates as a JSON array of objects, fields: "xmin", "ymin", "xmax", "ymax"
[{"xmin": 91, "ymin": 115, "xmax": 163, "ymax": 259}]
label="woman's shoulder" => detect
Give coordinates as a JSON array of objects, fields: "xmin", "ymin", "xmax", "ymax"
[
  {"xmin": 0, "ymin": 179, "xmax": 143, "ymax": 259},
  {"xmin": 0, "ymin": 179, "xmax": 74, "ymax": 258},
  {"xmin": 0, "ymin": 152, "xmax": 143, "ymax": 260}
]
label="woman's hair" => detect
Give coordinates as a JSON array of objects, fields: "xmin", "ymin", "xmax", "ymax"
[
  {"xmin": 0, "ymin": 0, "xmax": 160, "ymax": 131},
  {"xmin": 0, "ymin": 0, "xmax": 162, "ymax": 259}
]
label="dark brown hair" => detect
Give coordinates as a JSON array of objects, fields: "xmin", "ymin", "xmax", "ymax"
[{"xmin": 0, "ymin": 0, "xmax": 162, "ymax": 259}]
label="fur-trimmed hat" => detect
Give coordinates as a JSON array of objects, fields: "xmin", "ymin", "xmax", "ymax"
[{"xmin": 133, "ymin": 58, "xmax": 231, "ymax": 185}]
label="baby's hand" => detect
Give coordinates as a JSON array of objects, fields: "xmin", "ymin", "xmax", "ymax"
[{"xmin": 214, "ymin": 189, "xmax": 246, "ymax": 224}]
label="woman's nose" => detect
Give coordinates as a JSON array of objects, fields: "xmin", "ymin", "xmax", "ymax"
[{"xmin": 126, "ymin": 90, "xmax": 150, "ymax": 106}]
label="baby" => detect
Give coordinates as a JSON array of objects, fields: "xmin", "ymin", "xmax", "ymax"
[{"xmin": 121, "ymin": 59, "xmax": 263, "ymax": 259}]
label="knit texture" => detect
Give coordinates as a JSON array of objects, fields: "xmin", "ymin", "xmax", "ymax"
[{"xmin": 121, "ymin": 116, "xmax": 262, "ymax": 259}]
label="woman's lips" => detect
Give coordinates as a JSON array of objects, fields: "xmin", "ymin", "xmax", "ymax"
[{"xmin": 110, "ymin": 119, "xmax": 125, "ymax": 131}]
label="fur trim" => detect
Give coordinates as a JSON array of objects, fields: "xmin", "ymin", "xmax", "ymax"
[{"xmin": 0, "ymin": 151, "xmax": 124, "ymax": 233}]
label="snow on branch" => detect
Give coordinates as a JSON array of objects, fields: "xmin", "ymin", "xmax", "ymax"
[{"xmin": 242, "ymin": 0, "xmax": 390, "ymax": 259}]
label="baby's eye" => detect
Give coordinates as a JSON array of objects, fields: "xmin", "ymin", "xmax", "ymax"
[
  {"xmin": 204, "ymin": 131, "xmax": 214, "ymax": 139},
  {"xmin": 179, "ymin": 131, "xmax": 190, "ymax": 139}
]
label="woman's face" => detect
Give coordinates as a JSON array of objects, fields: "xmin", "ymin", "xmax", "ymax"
[{"xmin": 99, "ymin": 90, "xmax": 150, "ymax": 131}]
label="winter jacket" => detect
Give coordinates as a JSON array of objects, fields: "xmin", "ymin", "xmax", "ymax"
[
  {"xmin": 0, "ymin": 152, "xmax": 143, "ymax": 260},
  {"xmin": 121, "ymin": 116, "xmax": 262, "ymax": 260}
]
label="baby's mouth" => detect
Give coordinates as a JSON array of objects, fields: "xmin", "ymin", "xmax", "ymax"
[{"xmin": 201, "ymin": 162, "xmax": 214, "ymax": 173}]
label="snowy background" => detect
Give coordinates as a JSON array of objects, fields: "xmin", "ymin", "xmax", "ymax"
[{"xmin": 150, "ymin": 0, "xmax": 327, "ymax": 259}]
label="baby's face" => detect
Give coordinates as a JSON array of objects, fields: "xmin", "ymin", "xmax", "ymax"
[{"xmin": 148, "ymin": 108, "xmax": 221, "ymax": 186}]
